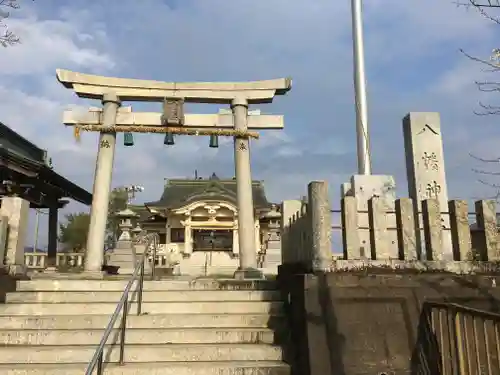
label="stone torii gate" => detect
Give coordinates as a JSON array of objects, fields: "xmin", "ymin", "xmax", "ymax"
[{"xmin": 57, "ymin": 69, "xmax": 291, "ymax": 278}]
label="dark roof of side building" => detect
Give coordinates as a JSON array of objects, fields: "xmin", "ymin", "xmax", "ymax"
[{"xmin": 0, "ymin": 122, "xmax": 92, "ymax": 206}]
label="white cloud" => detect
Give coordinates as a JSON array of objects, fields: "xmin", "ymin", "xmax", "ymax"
[
  {"xmin": 0, "ymin": 17, "xmax": 114, "ymax": 76},
  {"xmin": 2, "ymin": 0, "xmax": 500, "ymax": 247}
]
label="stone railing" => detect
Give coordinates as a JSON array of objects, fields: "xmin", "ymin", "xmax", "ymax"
[
  {"xmin": 155, "ymin": 253, "xmax": 177, "ymax": 267},
  {"xmin": 24, "ymin": 252, "xmax": 85, "ymax": 270},
  {"xmin": 24, "ymin": 253, "xmax": 47, "ymax": 270},
  {"xmin": 25, "ymin": 250, "xmax": 178, "ymax": 272},
  {"xmin": 157, "ymin": 243, "xmax": 183, "ymax": 254},
  {"xmin": 281, "ymin": 181, "xmax": 499, "ymax": 273}
]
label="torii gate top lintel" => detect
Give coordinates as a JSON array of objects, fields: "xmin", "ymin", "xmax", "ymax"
[{"xmin": 56, "ymin": 69, "xmax": 292, "ymax": 104}]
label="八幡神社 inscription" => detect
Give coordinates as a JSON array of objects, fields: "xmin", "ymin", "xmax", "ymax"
[
  {"xmin": 425, "ymin": 180, "xmax": 441, "ymax": 199},
  {"xmin": 422, "ymin": 152, "xmax": 439, "ymax": 171}
]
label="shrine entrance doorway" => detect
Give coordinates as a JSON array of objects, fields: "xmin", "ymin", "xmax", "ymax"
[{"xmin": 193, "ymin": 229, "xmax": 233, "ymax": 252}]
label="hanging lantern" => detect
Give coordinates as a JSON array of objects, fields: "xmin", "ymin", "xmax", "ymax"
[
  {"xmin": 209, "ymin": 134, "xmax": 219, "ymax": 148},
  {"xmin": 124, "ymin": 132, "xmax": 134, "ymax": 146},
  {"xmin": 164, "ymin": 132, "xmax": 175, "ymax": 145}
]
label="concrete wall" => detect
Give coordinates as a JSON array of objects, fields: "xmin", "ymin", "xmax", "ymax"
[{"xmin": 278, "ymin": 265, "xmax": 500, "ymax": 375}]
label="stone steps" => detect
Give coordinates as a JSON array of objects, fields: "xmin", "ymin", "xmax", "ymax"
[
  {"xmin": 0, "ymin": 328, "xmax": 280, "ymax": 345},
  {"xmin": 5, "ymin": 290, "xmax": 281, "ymax": 303},
  {"xmin": 0, "ymin": 278, "xmax": 290, "ymax": 374},
  {"xmin": 0, "ymin": 343, "xmax": 284, "ymax": 364},
  {"xmin": 0, "ymin": 313, "xmax": 283, "ymax": 330},
  {"xmin": 0, "ymin": 301, "xmax": 283, "ymax": 315},
  {"xmin": 107, "ymin": 253, "xmax": 136, "ymax": 263},
  {"xmin": 0, "ymin": 361, "xmax": 290, "ymax": 375},
  {"xmin": 16, "ymin": 279, "xmax": 278, "ymax": 291}
]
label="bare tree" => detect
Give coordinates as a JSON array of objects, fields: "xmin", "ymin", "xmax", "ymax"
[
  {"xmin": 0, "ymin": 0, "xmax": 30, "ymax": 47},
  {"xmin": 454, "ymin": 1, "xmax": 500, "ymax": 198},
  {"xmin": 459, "ymin": 0, "xmax": 500, "ymax": 7}
]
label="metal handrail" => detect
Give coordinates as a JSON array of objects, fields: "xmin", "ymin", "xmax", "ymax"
[
  {"xmin": 424, "ymin": 301, "xmax": 500, "ymax": 320},
  {"xmin": 85, "ymin": 232, "xmax": 159, "ymax": 375},
  {"xmin": 414, "ymin": 301, "xmax": 500, "ymax": 374}
]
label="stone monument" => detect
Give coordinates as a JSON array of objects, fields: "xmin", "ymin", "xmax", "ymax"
[{"xmin": 403, "ymin": 112, "xmax": 452, "ymax": 260}]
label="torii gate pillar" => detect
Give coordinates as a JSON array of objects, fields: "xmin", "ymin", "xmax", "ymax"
[
  {"xmin": 232, "ymin": 98, "xmax": 260, "ymax": 278},
  {"xmin": 84, "ymin": 92, "xmax": 121, "ymax": 274}
]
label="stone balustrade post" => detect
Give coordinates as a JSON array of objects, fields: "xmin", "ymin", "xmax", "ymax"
[
  {"xmin": 368, "ymin": 197, "xmax": 389, "ymax": 260},
  {"xmin": 341, "ymin": 196, "xmax": 359, "ymax": 259},
  {"xmin": 280, "ymin": 200, "xmax": 302, "ymax": 264},
  {"xmin": 448, "ymin": 200, "xmax": 472, "ymax": 261},
  {"xmin": 308, "ymin": 181, "xmax": 332, "ymax": 272},
  {"xmin": 395, "ymin": 198, "xmax": 418, "ymax": 260},
  {"xmin": 474, "ymin": 200, "xmax": 498, "ymax": 261},
  {"xmin": 422, "ymin": 199, "xmax": 443, "ymax": 260}
]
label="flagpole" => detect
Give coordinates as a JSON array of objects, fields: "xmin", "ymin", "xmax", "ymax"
[{"xmin": 351, "ymin": 0, "xmax": 371, "ymax": 175}]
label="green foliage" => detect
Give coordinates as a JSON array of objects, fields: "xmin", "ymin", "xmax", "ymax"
[
  {"xmin": 58, "ymin": 212, "xmax": 90, "ymax": 252},
  {"xmin": 59, "ymin": 187, "xmax": 131, "ymax": 251},
  {"xmin": 105, "ymin": 187, "xmax": 129, "ymax": 248}
]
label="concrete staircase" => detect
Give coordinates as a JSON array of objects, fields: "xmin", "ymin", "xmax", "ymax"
[{"xmin": 0, "ymin": 278, "xmax": 290, "ymax": 374}]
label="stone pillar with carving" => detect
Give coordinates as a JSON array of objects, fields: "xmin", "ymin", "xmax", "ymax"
[
  {"xmin": 255, "ymin": 219, "xmax": 261, "ymax": 255},
  {"xmin": 232, "ymin": 219, "xmax": 239, "ymax": 257},
  {"xmin": 0, "ymin": 196, "xmax": 29, "ymax": 275},
  {"xmin": 403, "ymin": 112, "xmax": 451, "ymax": 260},
  {"xmin": 182, "ymin": 216, "xmax": 192, "ymax": 257},
  {"xmin": 166, "ymin": 223, "xmax": 171, "ymax": 243}
]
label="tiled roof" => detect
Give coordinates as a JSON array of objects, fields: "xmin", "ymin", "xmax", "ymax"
[{"xmin": 144, "ymin": 173, "xmax": 271, "ymax": 210}]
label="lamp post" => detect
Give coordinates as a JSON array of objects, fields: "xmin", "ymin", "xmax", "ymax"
[{"xmin": 124, "ymin": 185, "xmax": 144, "ymax": 205}]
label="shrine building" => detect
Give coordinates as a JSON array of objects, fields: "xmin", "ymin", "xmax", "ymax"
[{"xmin": 131, "ymin": 173, "xmax": 282, "ymax": 276}]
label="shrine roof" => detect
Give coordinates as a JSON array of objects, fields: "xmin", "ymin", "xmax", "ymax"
[
  {"xmin": 144, "ymin": 173, "xmax": 271, "ymax": 210},
  {"xmin": 0, "ymin": 122, "xmax": 92, "ymax": 206}
]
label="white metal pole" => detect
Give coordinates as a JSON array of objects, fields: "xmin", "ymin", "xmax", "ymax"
[{"xmin": 351, "ymin": 0, "xmax": 372, "ymax": 175}]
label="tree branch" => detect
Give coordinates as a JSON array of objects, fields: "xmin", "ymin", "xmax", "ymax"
[
  {"xmin": 470, "ymin": 153, "xmax": 500, "ymax": 163},
  {"xmin": 0, "ymin": 0, "xmax": 32, "ymax": 47},
  {"xmin": 455, "ymin": 0, "xmax": 500, "ymax": 24}
]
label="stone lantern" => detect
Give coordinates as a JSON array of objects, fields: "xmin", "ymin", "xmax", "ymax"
[
  {"xmin": 107, "ymin": 208, "xmax": 139, "ymax": 274},
  {"xmin": 131, "ymin": 224, "xmax": 143, "ymax": 239},
  {"xmin": 115, "ymin": 208, "xmax": 138, "ymax": 247},
  {"xmin": 258, "ymin": 204, "xmax": 282, "ymax": 273},
  {"xmin": 265, "ymin": 204, "xmax": 281, "ymax": 240}
]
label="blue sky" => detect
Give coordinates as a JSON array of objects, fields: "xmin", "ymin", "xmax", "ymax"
[{"xmin": 1, "ymin": 0, "xmax": 500, "ymax": 248}]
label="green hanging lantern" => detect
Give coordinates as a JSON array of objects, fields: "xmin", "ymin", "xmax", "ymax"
[
  {"xmin": 164, "ymin": 132, "xmax": 175, "ymax": 145},
  {"xmin": 124, "ymin": 132, "xmax": 134, "ymax": 146},
  {"xmin": 209, "ymin": 134, "xmax": 219, "ymax": 148}
]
